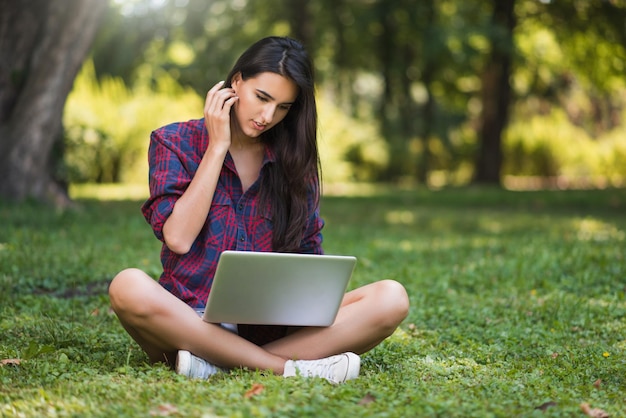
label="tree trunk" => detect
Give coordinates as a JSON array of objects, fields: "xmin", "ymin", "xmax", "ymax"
[
  {"xmin": 416, "ymin": 2, "xmax": 437, "ymax": 185},
  {"xmin": 0, "ymin": 0, "xmax": 106, "ymax": 206},
  {"xmin": 473, "ymin": 0, "xmax": 516, "ymax": 186},
  {"xmin": 288, "ymin": 0, "xmax": 314, "ymax": 51},
  {"xmin": 376, "ymin": 0, "xmax": 406, "ymax": 181}
]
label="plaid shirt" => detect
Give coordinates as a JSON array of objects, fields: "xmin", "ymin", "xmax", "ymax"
[{"xmin": 141, "ymin": 119, "xmax": 324, "ymax": 309}]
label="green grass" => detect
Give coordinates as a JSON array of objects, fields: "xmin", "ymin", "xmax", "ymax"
[{"xmin": 1, "ymin": 187, "xmax": 625, "ymax": 417}]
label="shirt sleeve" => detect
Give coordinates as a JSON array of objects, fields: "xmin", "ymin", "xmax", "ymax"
[
  {"xmin": 141, "ymin": 128, "xmax": 192, "ymax": 242},
  {"xmin": 299, "ymin": 177, "xmax": 324, "ymax": 254}
]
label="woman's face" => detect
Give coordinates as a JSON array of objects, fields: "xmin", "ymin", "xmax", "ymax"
[{"xmin": 231, "ymin": 71, "xmax": 299, "ymax": 139}]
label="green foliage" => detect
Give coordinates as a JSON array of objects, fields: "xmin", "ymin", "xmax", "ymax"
[
  {"xmin": 1, "ymin": 188, "xmax": 625, "ymax": 416},
  {"xmin": 317, "ymin": 92, "xmax": 389, "ymax": 183},
  {"xmin": 84, "ymin": 0, "xmax": 626, "ymax": 186},
  {"xmin": 503, "ymin": 108, "xmax": 626, "ymax": 184},
  {"xmin": 513, "ymin": 21, "xmax": 567, "ymax": 98},
  {"xmin": 63, "ymin": 61, "xmax": 389, "ymax": 185},
  {"xmin": 63, "ymin": 60, "xmax": 202, "ymax": 183}
]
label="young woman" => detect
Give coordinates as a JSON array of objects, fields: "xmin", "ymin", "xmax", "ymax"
[{"xmin": 109, "ymin": 36, "xmax": 409, "ymax": 384}]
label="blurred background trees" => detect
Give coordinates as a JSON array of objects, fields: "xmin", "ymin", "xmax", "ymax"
[
  {"xmin": 2, "ymin": 0, "xmax": 626, "ymax": 203},
  {"xmin": 0, "ymin": 0, "xmax": 105, "ymax": 205}
]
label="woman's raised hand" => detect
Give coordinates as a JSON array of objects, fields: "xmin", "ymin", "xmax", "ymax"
[{"xmin": 203, "ymin": 80, "xmax": 238, "ymax": 153}]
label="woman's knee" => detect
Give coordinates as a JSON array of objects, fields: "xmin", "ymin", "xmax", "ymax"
[
  {"xmin": 109, "ymin": 268, "xmax": 154, "ymax": 317},
  {"xmin": 371, "ymin": 279, "xmax": 410, "ymax": 329}
]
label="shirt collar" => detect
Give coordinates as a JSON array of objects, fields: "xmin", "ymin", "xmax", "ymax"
[
  {"xmin": 224, "ymin": 142, "xmax": 275, "ymax": 174},
  {"xmin": 263, "ymin": 143, "xmax": 276, "ymax": 165}
]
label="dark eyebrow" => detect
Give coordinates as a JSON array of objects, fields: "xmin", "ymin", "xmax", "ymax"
[{"xmin": 256, "ymin": 89, "xmax": 295, "ymax": 105}]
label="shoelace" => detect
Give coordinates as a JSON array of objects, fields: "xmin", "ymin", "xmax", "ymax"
[
  {"xmin": 190, "ymin": 355, "xmax": 216, "ymax": 378},
  {"xmin": 299, "ymin": 356, "xmax": 344, "ymax": 381}
]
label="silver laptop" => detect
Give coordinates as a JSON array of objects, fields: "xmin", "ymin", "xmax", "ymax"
[{"xmin": 202, "ymin": 251, "xmax": 356, "ymax": 326}]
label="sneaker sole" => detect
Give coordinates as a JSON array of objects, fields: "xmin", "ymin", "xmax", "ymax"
[
  {"xmin": 341, "ymin": 352, "xmax": 361, "ymax": 382},
  {"xmin": 175, "ymin": 350, "xmax": 191, "ymax": 376}
]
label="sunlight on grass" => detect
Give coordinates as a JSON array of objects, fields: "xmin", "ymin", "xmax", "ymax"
[
  {"xmin": 385, "ymin": 210, "xmax": 416, "ymax": 225},
  {"xmin": 69, "ymin": 183, "xmax": 149, "ymax": 200},
  {"xmin": 418, "ymin": 355, "xmax": 483, "ymax": 377},
  {"xmin": 478, "ymin": 219, "xmax": 504, "ymax": 234},
  {"xmin": 388, "ymin": 327, "xmax": 413, "ymax": 345},
  {"xmin": 574, "ymin": 217, "xmax": 625, "ymax": 241},
  {"xmin": 322, "ymin": 182, "xmax": 394, "ymax": 197},
  {"xmin": 2, "ymin": 188, "xmax": 625, "ymax": 417},
  {"xmin": 615, "ymin": 340, "xmax": 626, "ymax": 350},
  {"xmin": 70, "ymin": 182, "xmax": 392, "ymax": 200}
]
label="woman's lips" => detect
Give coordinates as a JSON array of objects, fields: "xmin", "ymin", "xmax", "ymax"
[{"xmin": 252, "ymin": 121, "xmax": 266, "ymax": 131}]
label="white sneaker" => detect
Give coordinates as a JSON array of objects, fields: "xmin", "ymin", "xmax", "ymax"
[
  {"xmin": 283, "ymin": 352, "xmax": 360, "ymax": 384},
  {"xmin": 175, "ymin": 350, "xmax": 223, "ymax": 379}
]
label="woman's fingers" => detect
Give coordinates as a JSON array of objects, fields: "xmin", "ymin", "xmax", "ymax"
[
  {"xmin": 204, "ymin": 81, "xmax": 224, "ymax": 113},
  {"xmin": 203, "ymin": 81, "xmax": 238, "ymax": 149},
  {"xmin": 204, "ymin": 81, "xmax": 237, "ymax": 117}
]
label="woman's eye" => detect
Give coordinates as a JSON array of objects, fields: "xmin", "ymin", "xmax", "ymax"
[{"xmin": 256, "ymin": 95, "xmax": 269, "ymax": 102}]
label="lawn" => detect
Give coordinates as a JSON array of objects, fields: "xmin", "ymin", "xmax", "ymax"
[{"xmin": 1, "ymin": 187, "xmax": 625, "ymax": 417}]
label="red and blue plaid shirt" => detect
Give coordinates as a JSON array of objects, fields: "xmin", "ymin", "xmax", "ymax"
[{"xmin": 141, "ymin": 119, "xmax": 324, "ymax": 309}]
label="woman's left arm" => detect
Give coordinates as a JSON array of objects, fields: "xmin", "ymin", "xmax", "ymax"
[{"xmin": 299, "ymin": 179, "xmax": 324, "ymax": 254}]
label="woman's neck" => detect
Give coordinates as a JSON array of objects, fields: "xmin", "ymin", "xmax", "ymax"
[{"xmin": 230, "ymin": 119, "xmax": 262, "ymax": 151}]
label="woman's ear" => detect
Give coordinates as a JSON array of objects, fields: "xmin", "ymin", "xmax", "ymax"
[{"xmin": 231, "ymin": 72, "xmax": 242, "ymax": 91}]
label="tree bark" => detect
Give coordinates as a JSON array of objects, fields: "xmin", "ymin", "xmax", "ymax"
[
  {"xmin": 0, "ymin": 0, "xmax": 106, "ymax": 205},
  {"xmin": 416, "ymin": 2, "xmax": 437, "ymax": 185},
  {"xmin": 288, "ymin": 0, "xmax": 314, "ymax": 51},
  {"xmin": 473, "ymin": 0, "xmax": 516, "ymax": 186}
]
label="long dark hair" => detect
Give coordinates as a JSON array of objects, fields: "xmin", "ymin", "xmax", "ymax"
[{"xmin": 225, "ymin": 37, "xmax": 320, "ymax": 252}]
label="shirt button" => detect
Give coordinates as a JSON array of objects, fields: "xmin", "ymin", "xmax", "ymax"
[
  {"xmin": 239, "ymin": 235, "xmax": 245, "ymax": 242},
  {"xmin": 238, "ymin": 203, "xmax": 244, "ymax": 211}
]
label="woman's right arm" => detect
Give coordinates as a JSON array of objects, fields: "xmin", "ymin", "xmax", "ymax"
[{"xmin": 162, "ymin": 81, "xmax": 238, "ymax": 254}]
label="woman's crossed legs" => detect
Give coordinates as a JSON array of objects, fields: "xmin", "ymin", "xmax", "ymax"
[{"xmin": 108, "ymin": 268, "xmax": 409, "ymax": 378}]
